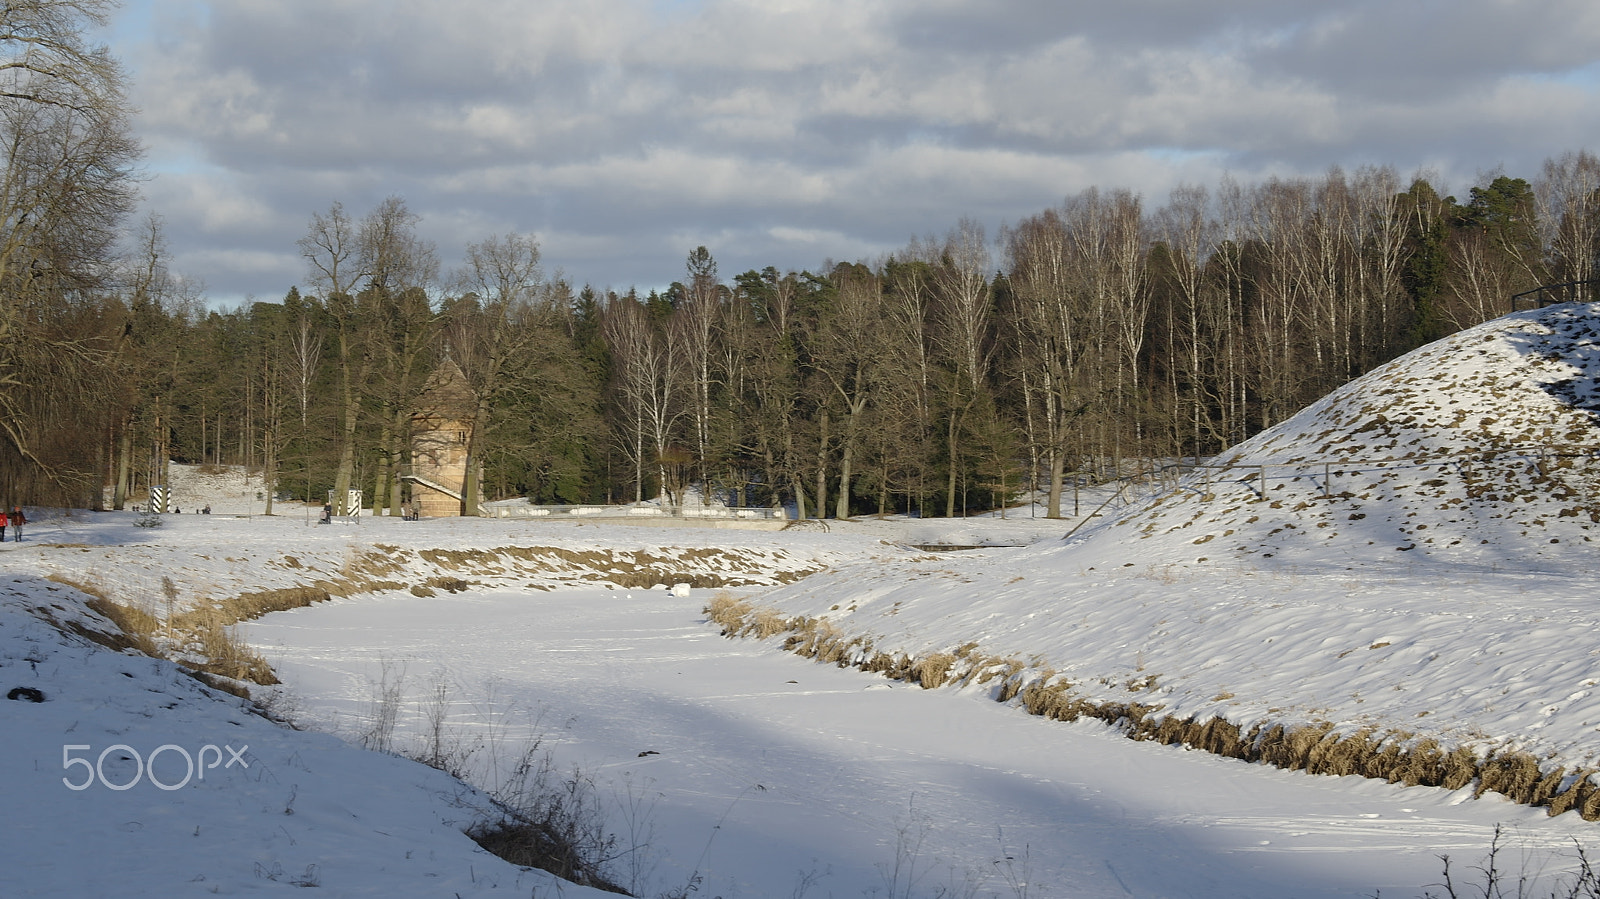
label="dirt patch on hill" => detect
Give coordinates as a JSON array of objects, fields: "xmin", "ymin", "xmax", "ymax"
[{"xmin": 416, "ymin": 545, "xmax": 818, "ymax": 589}]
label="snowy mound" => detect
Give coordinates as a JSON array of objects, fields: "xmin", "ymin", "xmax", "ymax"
[
  {"xmin": 1221, "ymin": 305, "xmax": 1600, "ymax": 463},
  {"xmin": 1092, "ymin": 302, "xmax": 1600, "ymax": 571}
]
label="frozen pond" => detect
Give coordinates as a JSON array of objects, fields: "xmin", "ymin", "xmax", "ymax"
[{"xmin": 245, "ymin": 586, "xmax": 1595, "ymax": 899}]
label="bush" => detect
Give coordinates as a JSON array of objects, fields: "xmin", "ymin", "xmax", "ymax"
[{"xmin": 463, "ymin": 741, "xmax": 630, "ymax": 894}]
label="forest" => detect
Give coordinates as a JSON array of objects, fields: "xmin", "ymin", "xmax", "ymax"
[
  {"xmin": 4, "ymin": 9, "xmax": 1599, "ymax": 519},
  {"xmin": 60, "ymin": 156, "xmax": 1600, "ymax": 519}
]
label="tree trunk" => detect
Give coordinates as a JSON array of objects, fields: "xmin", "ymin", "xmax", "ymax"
[
  {"xmin": 334, "ymin": 380, "xmax": 358, "ymax": 514},
  {"xmin": 386, "ymin": 406, "xmax": 406, "ymax": 517},
  {"xmin": 371, "ymin": 418, "xmax": 392, "ymax": 517},
  {"xmin": 634, "ymin": 411, "xmax": 645, "ymax": 503},
  {"xmin": 836, "ymin": 442, "xmax": 853, "ymax": 520},
  {"xmin": 783, "ymin": 431, "xmax": 805, "ymax": 520},
  {"xmin": 263, "ymin": 427, "xmax": 276, "ymax": 515},
  {"xmin": 815, "ymin": 408, "xmax": 829, "ymax": 518},
  {"xmin": 945, "ymin": 408, "xmax": 958, "ymax": 518},
  {"xmin": 113, "ymin": 422, "xmax": 131, "ymax": 511},
  {"xmin": 1047, "ymin": 446, "xmax": 1066, "ymax": 519},
  {"xmin": 460, "ymin": 395, "xmax": 493, "ymax": 516}
]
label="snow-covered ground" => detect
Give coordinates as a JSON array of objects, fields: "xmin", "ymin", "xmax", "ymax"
[{"xmin": 6, "ymin": 303, "xmax": 1600, "ymax": 897}]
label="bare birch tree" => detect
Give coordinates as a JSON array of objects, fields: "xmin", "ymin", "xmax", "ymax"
[
  {"xmin": 1004, "ymin": 208, "xmax": 1081, "ymax": 516},
  {"xmin": 930, "ymin": 219, "xmax": 992, "ymax": 516},
  {"xmin": 603, "ymin": 294, "xmax": 683, "ymax": 505},
  {"xmin": 1536, "ymin": 150, "xmax": 1600, "ymax": 296}
]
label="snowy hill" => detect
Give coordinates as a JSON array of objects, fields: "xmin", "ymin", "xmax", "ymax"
[{"xmin": 1112, "ymin": 301, "xmax": 1600, "ymax": 571}]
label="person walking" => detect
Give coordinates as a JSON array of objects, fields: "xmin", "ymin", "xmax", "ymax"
[
  {"xmin": 0, "ymin": 508, "xmax": 9, "ymax": 544},
  {"xmin": 12, "ymin": 507, "xmax": 24, "ymax": 542}
]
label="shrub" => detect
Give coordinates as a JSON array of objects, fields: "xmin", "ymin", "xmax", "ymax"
[
  {"xmin": 463, "ymin": 741, "xmax": 629, "ymax": 894},
  {"xmin": 1416, "ymin": 826, "xmax": 1600, "ymax": 899}
]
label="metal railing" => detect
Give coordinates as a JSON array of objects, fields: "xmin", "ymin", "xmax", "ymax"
[{"xmin": 1510, "ymin": 278, "xmax": 1600, "ymax": 311}]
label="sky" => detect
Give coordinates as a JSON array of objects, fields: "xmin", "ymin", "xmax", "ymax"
[{"xmin": 101, "ymin": 0, "xmax": 1600, "ymax": 308}]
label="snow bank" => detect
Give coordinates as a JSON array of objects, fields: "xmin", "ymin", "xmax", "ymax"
[{"xmin": 0, "ymin": 576, "xmax": 621, "ymax": 897}]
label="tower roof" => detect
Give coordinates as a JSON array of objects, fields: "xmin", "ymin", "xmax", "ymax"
[{"xmin": 413, "ymin": 358, "xmax": 477, "ymax": 420}]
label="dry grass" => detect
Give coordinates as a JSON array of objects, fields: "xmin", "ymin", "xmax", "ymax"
[
  {"xmin": 341, "ymin": 547, "xmax": 406, "ymax": 581},
  {"xmin": 43, "ymin": 574, "xmax": 293, "ymax": 694},
  {"xmin": 705, "ymin": 591, "xmax": 752, "ymax": 631},
  {"xmin": 914, "ymin": 652, "xmax": 957, "ymax": 689},
  {"xmin": 45, "ymin": 575, "xmax": 162, "ymax": 657},
  {"xmin": 708, "ymin": 596, "xmax": 1600, "ymax": 821},
  {"xmin": 211, "ymin": 586, "xmax": 334, "ymax": 622},
  {"xmin": 705, "ymin": 590, "xmax": 794, "ymax": 639},
  {"xmin": 171, "ymin": 604, "xmax": 279, "ymax": 686},
  {"xmin": 424, "ymin": 546, "xmax": 820, "ymax": 589}
]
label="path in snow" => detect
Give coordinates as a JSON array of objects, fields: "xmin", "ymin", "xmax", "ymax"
[{"xmin": 245, "ymin": 587, "xmax": 1597, "ymax": 899}]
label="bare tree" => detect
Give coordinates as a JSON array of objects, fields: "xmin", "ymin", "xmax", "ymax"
[
  {"xmin": 1004, "ymin": 208, "xmax": 1082, "ymax": 516},
  {"xmin": 280, "ymin": 293, "xmax": 323, "ymax": 510},
  {"xmin": 286, "ymin": 296, "xmax": 323, "ymax": 437},
  {"xmin": 1153, "ymin": 183, "xmax": 1217, "ymax": 463},
  {"xmin": 1103, "ymin": 189, "xmax": 1150, "ymax": 452},
  {"xmin": 298, "ymin": 197, "xmax": 436, "ymax": 516},
  {"xmin": 298, "ymin": 202, "xmax": 366, "ymax": 514},
  {"xmin": 930, "ymin": 219, "xmax": 993, "ymax": 516},
  {"xmin": 1536, "ymin": 150, "xmax": 1600, "ymax": 295},
  {"xmin": 1350, "ymin": 165, "xmax": 1411, "ymax": 367},
  {"xmin": 0, "ymin": 0, "xmax": 138, "ymax": 504},
  {"xmin": 359, "ymin": 197, "xmax": 438, "ymax": 516},
  {"xmin": 880, "ymin": 254, "xmax": 937, "ymax": 515},
  {"xmin": 1244, "ymin": 177, "xmax": 1315, "ymax": 430},
  {"xmin": 603, "ymin": 294, "xmax": 684, "ymax": 505},
  {"xmin": 675, "ymin": 246, "xmax": 721, "ymax": 493},
  {"xmin": 807, "ymin": 263, "xmax": 886, "ymax": 519},
  {"xmin": 447, "ymin": 232, "xmax": 543, "ymax": 515}
]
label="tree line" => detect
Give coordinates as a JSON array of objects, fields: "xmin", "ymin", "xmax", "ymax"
[
  {"xmin": 7, "ymin": 8, "xmax": 1600, "ymax": 517},
  {"xmin": 82, "ymin": 155, "xmax": 1597, "ymax": 519}
]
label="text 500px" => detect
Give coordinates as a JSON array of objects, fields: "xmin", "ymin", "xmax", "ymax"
[{"xmin": 62, "ymin": 743, "xmax": 249, "ymax": 791}]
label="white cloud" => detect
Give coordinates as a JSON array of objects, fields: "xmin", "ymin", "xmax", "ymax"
[{"xmin": 108, "ymin": 0, "xmax": 1600, "ymax": 302}]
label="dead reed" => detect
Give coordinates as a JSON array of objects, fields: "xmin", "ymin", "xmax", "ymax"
[{"xmin": 706, "ymin": 593, "xmax": 1600, "ymax": 820}]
